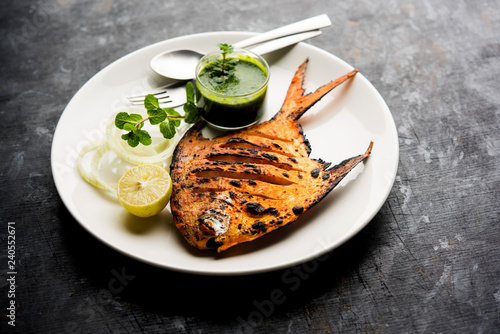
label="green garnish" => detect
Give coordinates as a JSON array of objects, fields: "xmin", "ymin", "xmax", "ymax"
[
  {"xmin": 217, "ymin": 43, "xmax": 233, "ymax": 74},
  {"xmin": 210, "ymin": 43, "xmax": 239, "ymax": 83},
  {"xmin": 115, "ymin": 82, "xmax": 201, "ymax": 147}
]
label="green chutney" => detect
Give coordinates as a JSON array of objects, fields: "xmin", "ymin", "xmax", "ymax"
[{"xmin": 196, "ymin": 55, "xmax": 269, "ymax": 129}]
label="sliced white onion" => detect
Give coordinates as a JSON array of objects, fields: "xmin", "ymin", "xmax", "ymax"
[
  {"xmin": 89, "ymin": 142, "xmax": 117, "ymax": 193},
  {"xmin": 78, "ymin": 113, "xmax": 190, "ymax": 191},
  {"xmin": 77, "ymin": 139, "xmax": 115, "ymax": 192}
]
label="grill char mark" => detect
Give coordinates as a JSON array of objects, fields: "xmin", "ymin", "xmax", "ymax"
[
  {"xmin": 205, "ymin": 152, "xmax": 297, "ymax": 171},
  {"xmin": 192, "ymin": 169, "xmax": 295, "ymax": 186},
  {"xmin": 220, "ymin": 136, "xmax": 303, "ymax": 158}
]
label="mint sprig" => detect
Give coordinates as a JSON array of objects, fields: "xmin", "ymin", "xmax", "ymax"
[
  {"xmin": 217, "ymin": 43, "xmax": 233, "ymax": 74},
  {"xmin": 115, "ymin": 82, "xmax": 201, "ymax": 147},
  {"xmin": 212, "ymin": 43, "xmax": 238, "ymax": 83}
]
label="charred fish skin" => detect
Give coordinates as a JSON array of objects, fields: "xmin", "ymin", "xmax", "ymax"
[{"xmin": 170, "ymin": 59, "xmax": 372, "ymax": 252}]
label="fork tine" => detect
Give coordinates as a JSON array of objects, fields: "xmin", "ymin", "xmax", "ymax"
[
  {"xmin": 126, "ymin": 81, "xmax": 189, "ymax": 99},
  {"xmin": 126, "ymin": 81, "xmax": 189, "ymax": 108},
  {"xmin": 130, "ymin": 96, "xmax": 173, "ymax": 106},
  {"xmin": 126, "ymin": 83, "xmax": 173, "ymax": 100},
  {"xmin": 132, "ymin": 90, "xmax": 168, "ymax": 98},
  {"xmin": 128, "ymin": 92, "xmax": 169, "ymax": 103}
]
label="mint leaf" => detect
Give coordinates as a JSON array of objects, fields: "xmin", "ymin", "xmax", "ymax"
[
  {"xmin": 164, "ymin": 107, "xmax": 180, "ymax": 116},
  {"xmin": 160, "ymin": 120, "xmax": 176, "ymax": 139},
  {"xmin": 129, "ymin": 136, "xmax": 140, "ymax": 147},
  {"xmin": 121, "ymin": 132, "xmax": 132, "ymax": 141},
  {"xmin": 128, "ymin": 114, "xmax": 144, "ymax": 131},
  {"xmin": 147, "ymin": 108, "xmax": 167, "ymax": 125},
  {"xmin": 122, "ymin": 131, "xmax": 139, "ymax": 147},
  {"xmin": 122, "ymin": 123, "xmax": 135, "ymax": 131},
  {"xmin": 217, "ymin": 43, "xmax": 233, "ymax": 54},
  {"xmin": 137, "ymin": 129, "xmax": 152, "ymax": 146},
  {"xmin": 144, "ymin": 94, "xmax": 160, "ymax": 110},
  {"xmin": 186, "ymin": 81, "xmax": 195, "ymax": 103},
  {"xmin": 129, "ymin": 114, "xmax": 143, "ymax": 122},
  {"xmin": 115, "ymin": 112, "xmax": 132, "ymax": 130},
  {"xmin": 183, "ymin": 101, "xmax": 197, "ymax": 114},
  {"xmin": 164, "ymin": 108, "xmax": 181, "ymax": 127},
  {"xmin": 183, "ymin": 102, "xmax": 200, "ymax": 124},
  {"xmin": 115, "ymin": 112, "xmax": 143, "ymax": 131}
]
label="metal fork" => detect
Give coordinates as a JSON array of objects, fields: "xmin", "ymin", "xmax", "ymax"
[{"xmin": 126, "ymin": 81, "xmax": 188, "ymax": 108}]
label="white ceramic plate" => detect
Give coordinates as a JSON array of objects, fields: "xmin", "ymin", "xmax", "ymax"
[{"xmin": 51, "ymin": 32, "xmax": 398, "ymax": 275}]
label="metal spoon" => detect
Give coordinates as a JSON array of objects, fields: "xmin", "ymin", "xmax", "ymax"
[{"xmin": 150, "ymin": 14, "xmax": 331, "ymax": 80}]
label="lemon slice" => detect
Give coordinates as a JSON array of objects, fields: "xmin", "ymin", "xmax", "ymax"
[{"xmin": 117, "ymin": 164, "xmax": 172, "ymax": 217}]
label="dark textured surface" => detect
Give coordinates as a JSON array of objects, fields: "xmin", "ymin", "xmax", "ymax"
[{"xmin": 1, "ymin": 0, "xmax": 499, "ymax": 333}]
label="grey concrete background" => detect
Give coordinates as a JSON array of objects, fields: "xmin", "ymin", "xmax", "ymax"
[{"xmin": 1, "ymin": 0, "xmax": 499, "ymax": 333}]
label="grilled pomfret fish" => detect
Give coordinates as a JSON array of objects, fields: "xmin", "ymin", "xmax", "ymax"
[{"xmin": 170, "ymin": 59, "xmax": 373, "ymax": 252}]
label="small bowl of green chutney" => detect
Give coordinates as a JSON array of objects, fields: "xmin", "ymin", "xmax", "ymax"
[{"xmin": 195, "ymin": 47, "xmax": 270, "ymax": 130}]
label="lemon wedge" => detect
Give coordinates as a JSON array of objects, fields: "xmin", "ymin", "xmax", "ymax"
[{"xmin": 117, "ymin": 164, "xmax": 172, "ymax": 217}]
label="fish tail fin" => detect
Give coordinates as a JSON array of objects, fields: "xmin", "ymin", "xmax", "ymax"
[
  {"xmin": 326, "ymin": 141, "xmax": 373, "ymax": 187},
  {"xmin": 277, "ymin": 58, "xmax": 359, "ymax": 121}
]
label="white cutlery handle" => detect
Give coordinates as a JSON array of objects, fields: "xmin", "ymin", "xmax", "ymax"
[
  {"xmin": 249, "ymin": 30, "xmax": 322, "ymax": 55},
  {"xmin": 233, "ymin": 14, "xmax": 331, "ymax": 49}
]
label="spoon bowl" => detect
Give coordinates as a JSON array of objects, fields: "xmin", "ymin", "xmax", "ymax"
[{"xmin": 150, "ymin": 49, "xmax": 203, "ymax": 81}]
